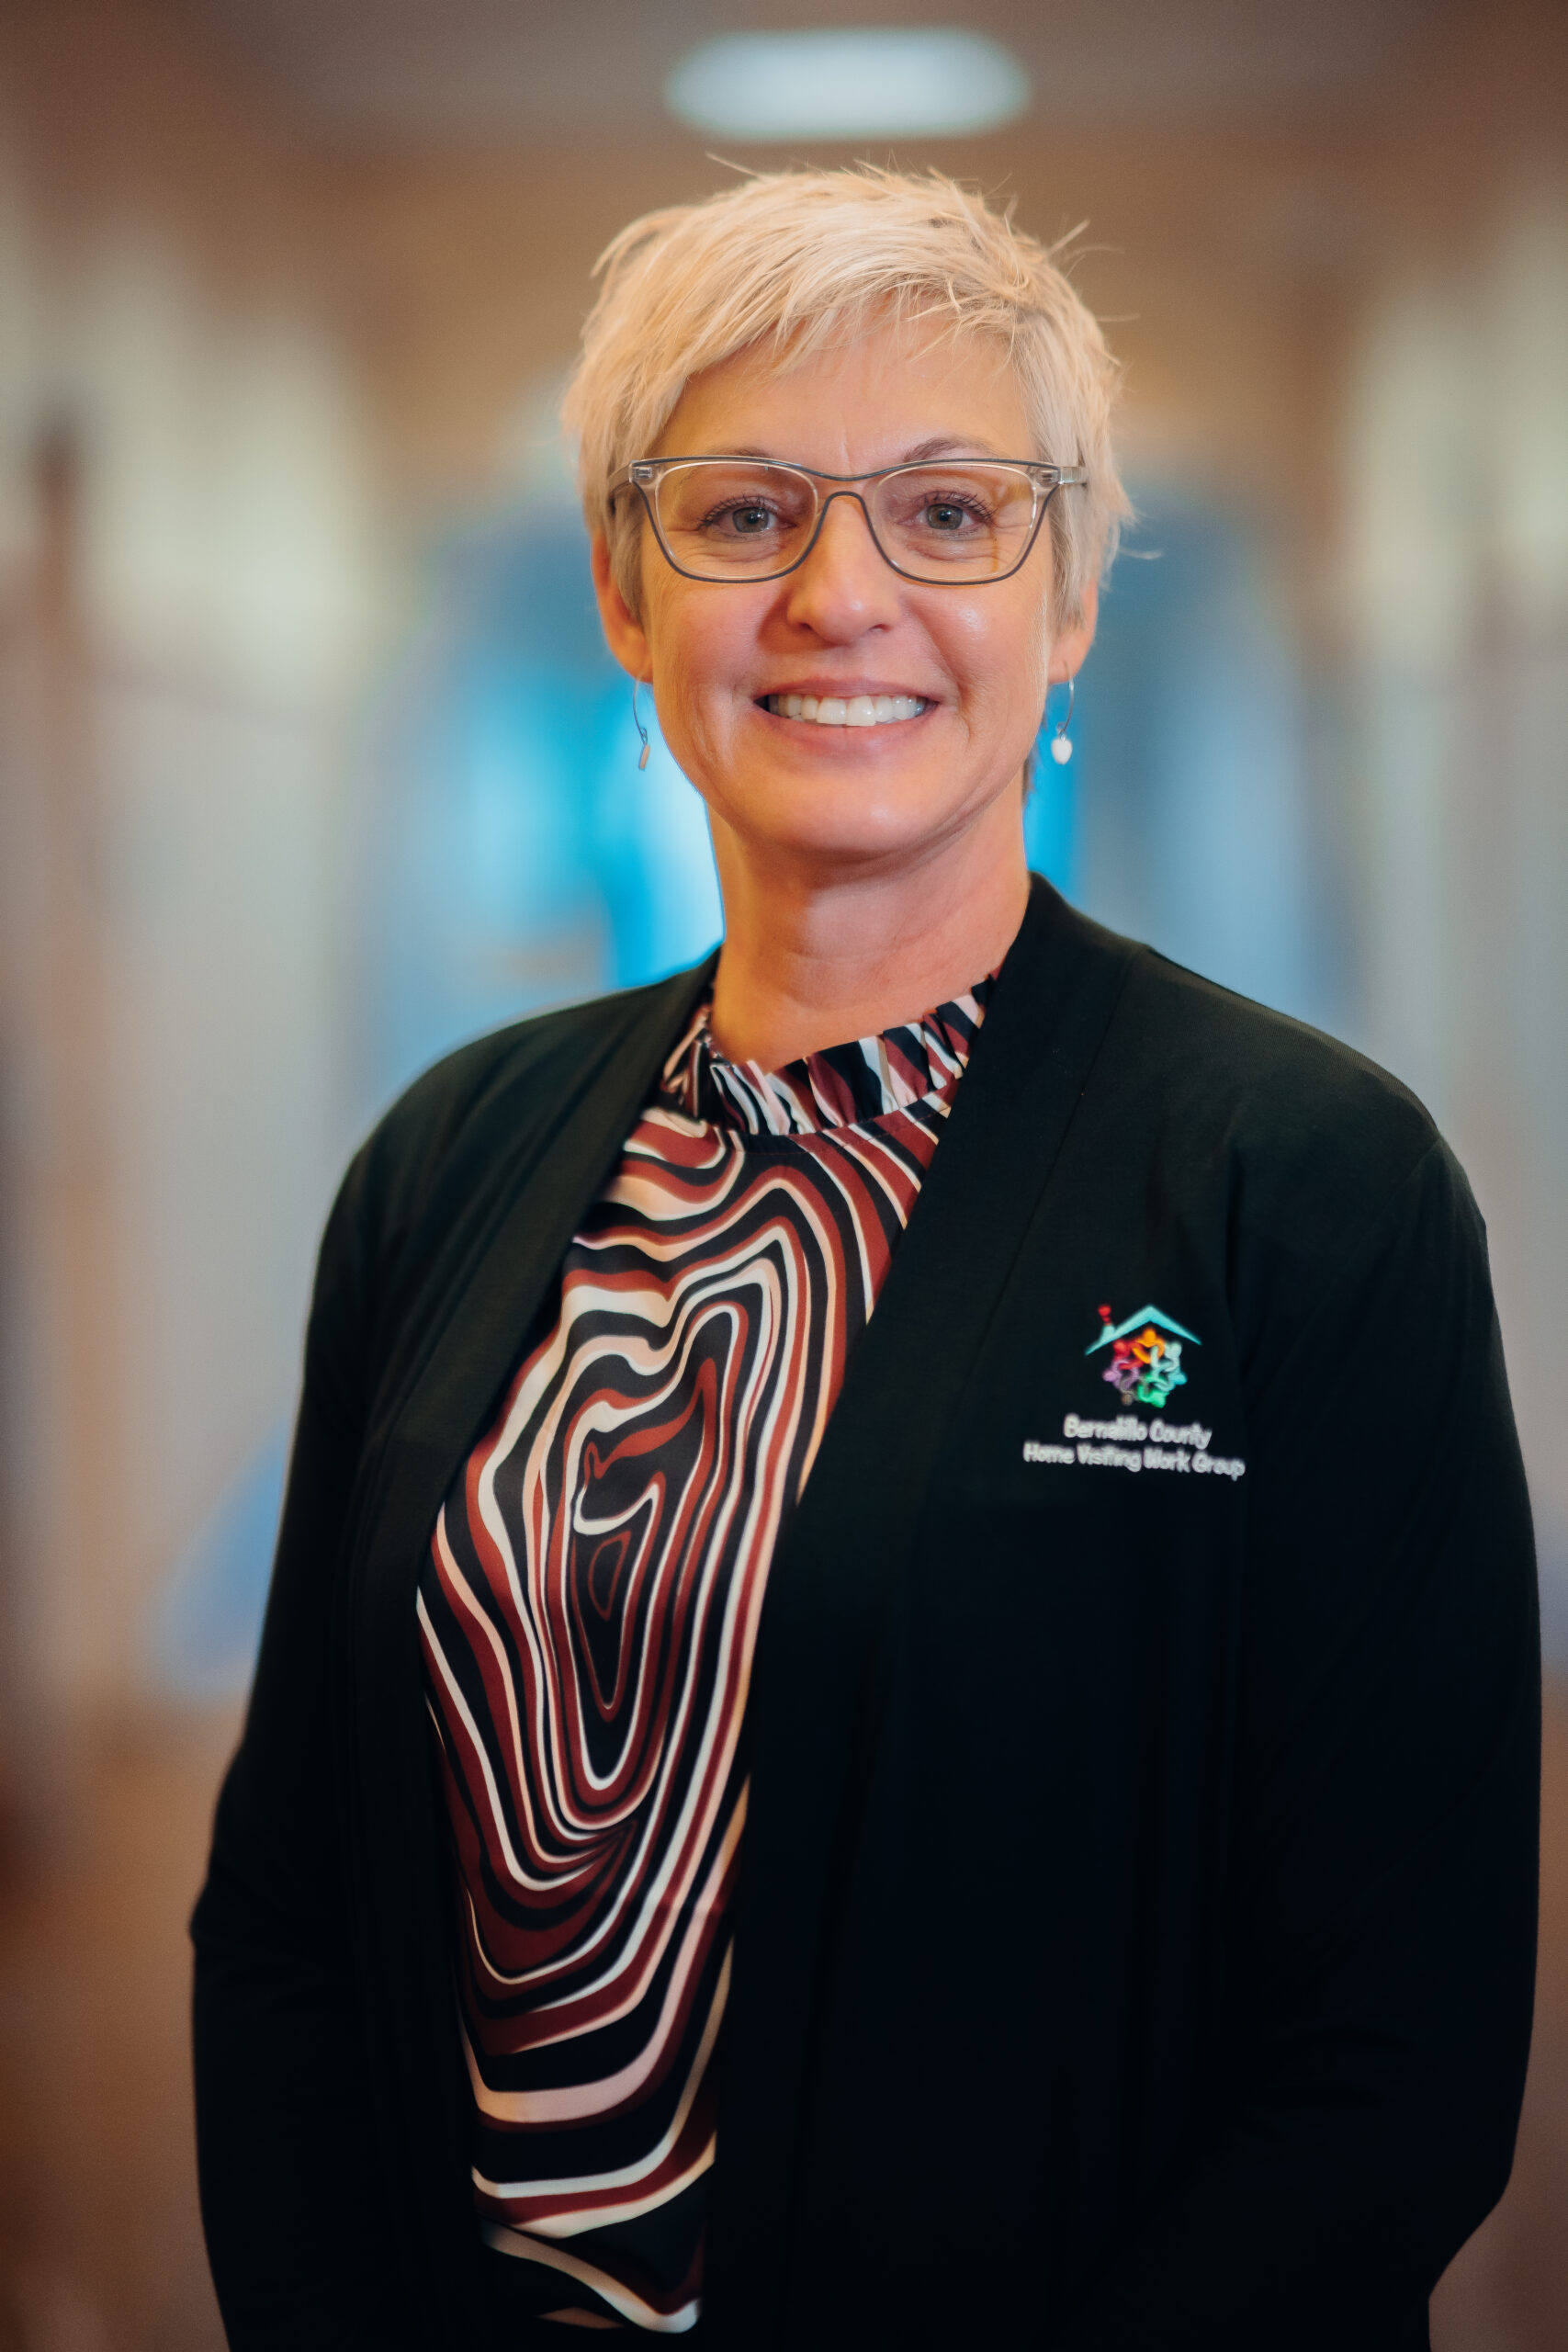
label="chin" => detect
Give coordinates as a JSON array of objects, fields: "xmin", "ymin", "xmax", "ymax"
[
  {"xmin": 689, "ymin": 725, "xmax": 1016, "ymax": 870},
  {"xmin": 744, "ymin": 789, "xmax": 980, "ymax": 872}
]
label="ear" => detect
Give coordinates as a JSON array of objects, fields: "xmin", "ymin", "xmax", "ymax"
[
  {"xmin": 591, "ymin": 530, "xmax": 651, "ymax": 684},
  {"xmin": 1049, "ymin": 575, "xmax": 1099, "ymax": 684}
]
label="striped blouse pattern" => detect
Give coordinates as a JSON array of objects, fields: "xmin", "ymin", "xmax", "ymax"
[{"xmin": 417, "ymin": 980, "xmax": 991, "ymax": 2333}]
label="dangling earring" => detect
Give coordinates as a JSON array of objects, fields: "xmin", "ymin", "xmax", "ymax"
[
  {"xmin": 1050, "ymin": 676, "xmax": 1076, "ymax": 765},
  {"xmin": 632, "ymin": 679, "xmax": 651, "ymax": 771}
]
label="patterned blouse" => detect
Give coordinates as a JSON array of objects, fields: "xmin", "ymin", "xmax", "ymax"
[{"xmin": 417, "ymin": 978, "xmax": 992, "ymax": 2334}]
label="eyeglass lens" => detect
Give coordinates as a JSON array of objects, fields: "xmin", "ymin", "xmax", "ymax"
[{"xmin": 650, "ymin": 461, "xmax": 1043, "ymax": 582}]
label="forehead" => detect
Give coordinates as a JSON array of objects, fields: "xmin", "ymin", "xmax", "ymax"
[{"xmin": 655, "ymin": 316, "xmax": 1034, "ymax": 470}]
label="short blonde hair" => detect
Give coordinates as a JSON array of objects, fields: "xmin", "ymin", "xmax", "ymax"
[{"xmin": 562, "ymin": 165, "xmax": 1130, "ymax": 628}]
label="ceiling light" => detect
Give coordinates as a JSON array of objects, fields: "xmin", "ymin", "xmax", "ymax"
[{"xmin": 664, "ymin": 28, "xmax": 1031, "ymax": 141}]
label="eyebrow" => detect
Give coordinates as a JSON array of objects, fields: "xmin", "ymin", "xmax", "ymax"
[
  {"xmin": 716, "ymin": 435, "xmax": 1010, "ymax": 468},
  {"xmin": 901, "ymin": 435, "xmax": 1006, "ymax": 462}
]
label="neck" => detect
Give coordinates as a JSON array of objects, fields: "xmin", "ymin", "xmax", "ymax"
[{"xmin": 706, "ymin": 786, "xmax": 1032, "ymax": 1068}]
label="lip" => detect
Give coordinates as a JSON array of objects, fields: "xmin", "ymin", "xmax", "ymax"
[
  {"xmin": 753, "ymin": 682, "xmax": 939, "ymax": 702},
  {"xmin": 753, "ymin": 693, "xmax": 937, "ymax": 744}
]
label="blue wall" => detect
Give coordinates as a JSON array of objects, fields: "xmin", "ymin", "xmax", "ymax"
[{"xmin": 364, "ymin": 489, "xmax": 1332, "ymax": 1114}]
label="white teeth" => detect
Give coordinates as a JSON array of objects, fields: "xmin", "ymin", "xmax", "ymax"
[{"xmin": 764, "ymin": 693, "xmax": 927, "ymax": 726}]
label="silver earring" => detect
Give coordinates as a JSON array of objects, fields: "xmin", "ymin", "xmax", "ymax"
[
  {"xmin": 632, "ymin": 680, "xmax": 651, "ymax": 771},
  {"xmin": 1050, "ymin": 676, "xmax": 1075, "ymax": 765}
]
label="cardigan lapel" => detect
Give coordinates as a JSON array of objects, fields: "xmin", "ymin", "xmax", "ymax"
[
  {"xmin": 705, "ymin": 881, "xmax": 1142, "ymax": 2347},
  {"xmin": 337, "ymin": 882, "xmax": 1141, "ymax": 2347},
  {"xmin": 343, "ymin": 955, "xmax": 716, "ymax": 2344}
]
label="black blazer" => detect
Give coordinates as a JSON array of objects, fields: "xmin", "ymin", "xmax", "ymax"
[{"xmin": 192, "ymin": 878, "xmax": 1539, "ymax": 2352}]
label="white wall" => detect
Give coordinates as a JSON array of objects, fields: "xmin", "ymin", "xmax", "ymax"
[
  {"xmin": 0, "ymin": 123, "xmax": 382, "ymax": 1730},
  {"xmin": 1340, "ymin": 183, "xmax": 1568, "ymax": 1644}
]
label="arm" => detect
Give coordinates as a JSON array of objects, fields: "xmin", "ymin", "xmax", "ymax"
[
  {"xmin": 190, "ymin": 1150, "xmax": 410, "ymax": 2350},
  {"xmin": 1056, "ymin": 1141, "xmax": 1540, "ymax": 2350}
]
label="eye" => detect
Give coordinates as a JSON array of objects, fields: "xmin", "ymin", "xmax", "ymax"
[
  {"xmin": 887, "ymin": 482, "xmax": 998, "ymax": 536},
  {"xmin": 703, "ymin": 499, "xmax": 783, "ymax": 537}
]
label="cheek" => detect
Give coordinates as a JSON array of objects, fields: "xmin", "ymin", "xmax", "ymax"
[
  {"xmin": 938, "ymin": 594, "xmax": 1050, "ymax": 713},
  {"xmin": 646, "ymin": 590, "xmax": 761, "ymax": 718}
]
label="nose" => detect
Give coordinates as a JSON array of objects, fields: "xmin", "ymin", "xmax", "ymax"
[{"xmin": 782, "ymin": 490, "xmax": 903, "ymax": 639}]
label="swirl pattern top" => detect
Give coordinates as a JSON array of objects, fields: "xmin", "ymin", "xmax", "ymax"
[{"xmin": 417, "ymin": 976, "xmax": 992, "ymax": 2332}]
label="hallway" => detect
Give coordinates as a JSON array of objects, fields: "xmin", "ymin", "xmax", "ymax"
[{"xmin": 1, "ymin": 1, "xmax": 1564, "ymax": 2343}]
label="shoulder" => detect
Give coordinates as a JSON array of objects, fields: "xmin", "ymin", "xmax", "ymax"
[
  {"xmin": 1019, "ymin": 883, "xmax": 1473, "ymax": 1317},
  {"xmin": 1116, "ymin": 947, "xmax": 1437, "ymax": 1179},
  {"xmin": 1099, "ymin": 944, "xmax": 1480, "ymax": 1329},
  {"xmin": 1024, "ymin": 887, "xmax": 1441, "ymax": 1228},
  {"xmin": 327, "ymin": 964, "xmax": 709, "ymax": 1297},
  {"xmin": 371, "ymin": 984, "xmax": 654, "ymax": 1184}
]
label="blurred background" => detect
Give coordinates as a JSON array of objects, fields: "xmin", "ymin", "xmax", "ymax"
[{"xmin": 0, "ymin": 0, "xmax": 1564, "ymax": 2343}]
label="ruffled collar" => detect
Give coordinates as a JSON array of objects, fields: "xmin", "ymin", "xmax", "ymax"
[{"xmin": 660, "ymin": 977, "xmax": 994, "ymax": 1138}]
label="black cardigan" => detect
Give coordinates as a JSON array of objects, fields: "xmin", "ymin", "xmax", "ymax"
[{"xmin": 192, "ymin": 878, "xmax": 1540, "ymax": 2352}]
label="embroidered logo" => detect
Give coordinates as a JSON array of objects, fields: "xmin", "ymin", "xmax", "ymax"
[
  {"xmin": 1021, "ymin": 1304, "xmax": 1238, "ymax": 1479},
  {"xmin": 1087, "ymin": 1303, "xmax": 1200, "ymax": 1408}
]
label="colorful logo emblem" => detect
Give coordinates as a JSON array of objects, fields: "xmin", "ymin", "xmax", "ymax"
[{"xmin": 1087, "ymin": 1303, "xmax": 1200, "ymax": 1408}]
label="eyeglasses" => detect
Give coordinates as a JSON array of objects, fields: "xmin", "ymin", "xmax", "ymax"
[{"xmin": 608, "ymin": 455, "xmax": 1086, "ymax": 586}]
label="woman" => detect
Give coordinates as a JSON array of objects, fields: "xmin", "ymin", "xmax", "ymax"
[{"xmin": 192, "ymin": 168, "xmax": 1539, "ymax": 2352}]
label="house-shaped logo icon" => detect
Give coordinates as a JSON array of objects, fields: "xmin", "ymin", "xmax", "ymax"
[{"xmin": 1086, "ymin": 1304, "xmax": 1200, "ymax": 1408}]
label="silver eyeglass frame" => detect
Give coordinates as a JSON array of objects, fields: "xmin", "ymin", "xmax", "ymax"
[{"xmin": 607, "ymin": 455, "xmax": 1088, "ymax": 586}]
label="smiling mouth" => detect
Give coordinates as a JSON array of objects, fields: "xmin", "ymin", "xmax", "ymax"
[{"xmin": 761, "ymin": 693, "xmax": 931, "ymax": 728}]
